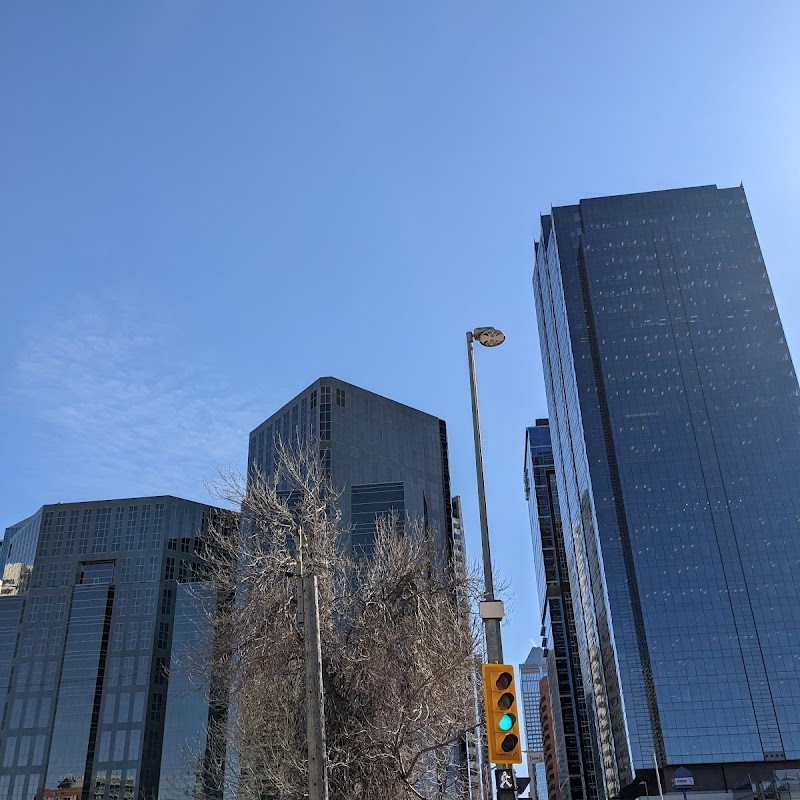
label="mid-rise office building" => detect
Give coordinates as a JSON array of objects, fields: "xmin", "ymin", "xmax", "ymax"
[
  {"xmin": 525, "ymin": 421, "xmax": 597, "ymax": 800},
  {"xmin": 533, "ymin": 185, "xmax": 800, "ymax": 797},
  {"xmin": 0, "ymin": 496, "xmax": 232, "ymax": 800},
  {"xmin": 247, "ymin": 377, "xmax": 454, "ymax": 560}
]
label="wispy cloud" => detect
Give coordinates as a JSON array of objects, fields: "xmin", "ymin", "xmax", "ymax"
[{"xmin": 12, "ymin": 302, "xmax": 264, "ymax": 506}]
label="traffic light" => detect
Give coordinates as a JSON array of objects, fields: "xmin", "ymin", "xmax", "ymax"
[{"xmin": 481, "ymin": 663, "xmax": 522, "ymax": 764}]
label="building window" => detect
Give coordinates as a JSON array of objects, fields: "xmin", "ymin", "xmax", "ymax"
[
  {"xmin": 92, "ymin": 507, "xmax": 111, "ymax": 553},
  {"xmin": 40, "ymin": 512, "xmax": 53, "ymax": 556},
  {"xmin": 150, "ymin": 693, "xmax": 163, "ymax": 722},
  {"xmin": 336, "ymin": 387, "xmax": 346, "ymax": 407},
  {"xmin": 111, "ymin": 507, "xmax": 125, "ymax": 550},
  {"xmin": 151, "ymin": 502, "xmax": 164, "ymax": 548},
  {"xmin": 320, "ymin": 448, "xmax": 331, "ymax": 477},
  {"xmin": 320, "ymin": 385, "xmax": 332, "ymax": 440},
  {"xmin": 157, "ymin": 622, "xmax": 169, "ymax": 650},
  {"xmin": 154, "ymin": 656, "xmax": 167, "ymax": 685},
  {"xmin": 51, "ymin": 510, "xmax": 65, "ymax": 556},
  {"xmin": 65, "ymin": 510, "xmax": 79, "ymax": 555},
  {"xmin": 160, "ymin": 588, "xmax": 173, "ymax": 615},
  {"xmin": 125, "ymin": 507, "xmax": 138, "ymax": 550},
  {"xmin": 144, "ymin": 588, "xmax": 156, "ymax": 615},
  {"xmin": 138, "ymin": 505, "xmax": 150, "ymax": 550},
  {"xmin": 78, "ymin": 509, "xmax": 92, "ymax": 554}
]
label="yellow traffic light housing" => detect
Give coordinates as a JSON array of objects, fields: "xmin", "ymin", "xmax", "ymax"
[{"xmin": 481, "ymin": 663, "xmax": 522, "ymax": 764}]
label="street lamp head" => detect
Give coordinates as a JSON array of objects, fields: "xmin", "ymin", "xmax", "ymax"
[{"xmin": 473, "ymin": 327, "xmax": 505, "ymax": 347}]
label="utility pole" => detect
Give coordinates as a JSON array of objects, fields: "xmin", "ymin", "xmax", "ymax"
[
  {"xmin": 297, "ymin": 523, "xmax": 329, "ymax": 800},
  {"xmin": 303, "ymin": 572, "xmax": 329, "ymax": 800}
]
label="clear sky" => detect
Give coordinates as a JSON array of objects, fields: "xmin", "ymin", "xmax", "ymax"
[{"xmin": 2, "ymin": 1, "xmax": 799, "ymax": 683}]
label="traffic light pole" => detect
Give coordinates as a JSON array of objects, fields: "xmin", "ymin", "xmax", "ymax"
[{"xmin": 466, "ymin": 331, "xmax": 504, "ymax": 665}]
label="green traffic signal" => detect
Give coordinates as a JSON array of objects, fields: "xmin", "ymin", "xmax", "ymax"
[{"xmin": 499, "ymin": 713, "xmax": 515, "ymax": 732}]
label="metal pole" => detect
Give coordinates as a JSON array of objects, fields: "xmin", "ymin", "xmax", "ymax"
[
  {"xmin": 653, "ymin": 750, "xmax": 665, "ymax": 800},
  {"xmin": 466, "ymin": 330, "xmax": 503, "ymax": 664},
  {"xmin": 304, "ymin": 573, "xmax": 329, "ymax": 800}
]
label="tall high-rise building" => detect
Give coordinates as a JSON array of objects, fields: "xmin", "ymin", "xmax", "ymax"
[
  {"xmin": 247, "ymin": 377, "xmax": 454, "ymax": 560},
  {"xmin": 533, "ymin": 185, "xmax": 800, "ymax": 798},
  {"xmin": 525, "ymin": 421, "xmax": 598, "ymax": 800},
  {"xmin": 0, "ymin": 497, "xmax": 232, "ymax": 800},
  {"xmin": 520, "ymin": 647, "xmax": 548, "ymax": 800}
]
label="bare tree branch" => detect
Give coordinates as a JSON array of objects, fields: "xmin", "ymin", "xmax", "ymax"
[{"xmin": 189, "ymin": 439, "xmax": 484, "ymax": 800}]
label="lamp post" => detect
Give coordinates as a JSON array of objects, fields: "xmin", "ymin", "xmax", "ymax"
[{"xmin": 466, "ymin": 326, "xmax": 506, "ymax": 664}]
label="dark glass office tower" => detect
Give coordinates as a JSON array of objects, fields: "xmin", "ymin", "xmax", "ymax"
[
  {"xmin": 0, "ymin": 497, "xmax": 232, "ymax": 800},
  {"xmin": 533, "ymin": 185, "xmax": 800, "ymax": 797},
  {"xmin": 247, "ymin": 377, "xmax": 454, "ymax": 560},
  {"xmin": 525, "ymin": 421, "xmax": 598, "ymax": 800}
]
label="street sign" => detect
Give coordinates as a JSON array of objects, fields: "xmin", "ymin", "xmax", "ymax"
[{"xmin": 672, "ymin": 767, "xmax": 695, "ymax": 790}]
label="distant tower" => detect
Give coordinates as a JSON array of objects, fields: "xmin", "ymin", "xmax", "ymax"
[
  {"xmin": 520, "ymin": 647, "xmax": 547, "ymax": 800},
  {"xmin": 525, "ymin": 421, "xmax": 598, "ymax": 800}
]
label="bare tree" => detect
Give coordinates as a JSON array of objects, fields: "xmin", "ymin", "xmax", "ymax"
[{"xmin": 196, "ymin": 440, "xmax": 484, "ymax": 800}]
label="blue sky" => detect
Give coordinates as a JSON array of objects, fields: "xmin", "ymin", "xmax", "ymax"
[{"xmin": 1, "ymin": 1, "xmax": 799, "ymax": 681}]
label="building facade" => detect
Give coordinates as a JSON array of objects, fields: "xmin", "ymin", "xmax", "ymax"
[
  {"xmin": 525, "ymin": 421, "xmax": 598, "ymax": 800},
  {"xmin": 540, "ymin": 675, "xmax": 560, "ymax": 800},
  {"xmin": 533, "ymin": 185, "xmax": 800, "ymax": 797},
  {"xmin": 0, "ymin": 497, "xmax": 231, "ymax": 800},
  {"xmin": 247, "ymin": 377, "xmax": 454, "ymax": 560},
  {"xmin": 520, "ymin": 647, "xmax": 548, "ymax": 800}
]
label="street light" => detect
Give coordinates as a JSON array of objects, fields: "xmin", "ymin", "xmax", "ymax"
[{"xmin": 466, "ymin": 326, "xmax": 506, "ymax": 664}]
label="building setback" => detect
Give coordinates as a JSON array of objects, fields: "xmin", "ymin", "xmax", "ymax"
[
  {"xmin": 0, "ymin": 497, "xmax": 232, "ymax": 800},
  {"xmin": 533, "ymin": 185, "xmax": 800, "ymax": 797},
  {"xmin": 525, "ymin": 421, "xmax": 598, "ymax": 800},
  {"xmin": 247, "ymin": 377, "xmax": 454, "ymax": 561}
]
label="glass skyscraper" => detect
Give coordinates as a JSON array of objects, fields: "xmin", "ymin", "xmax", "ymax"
[
  {"xmin": 247, "ymin": 376, "xmax": 455, "ymax": 561},
  {"xmin": 0, "ymin": 496, "xmax": 232, "ymax": 800},
  {"xmin": 533, "ymin": 185, "xmax": 800, "ymax": 798},
  {"xmin": 525, "ymin": 421, "xmax": 598, "ymax": 800}
]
